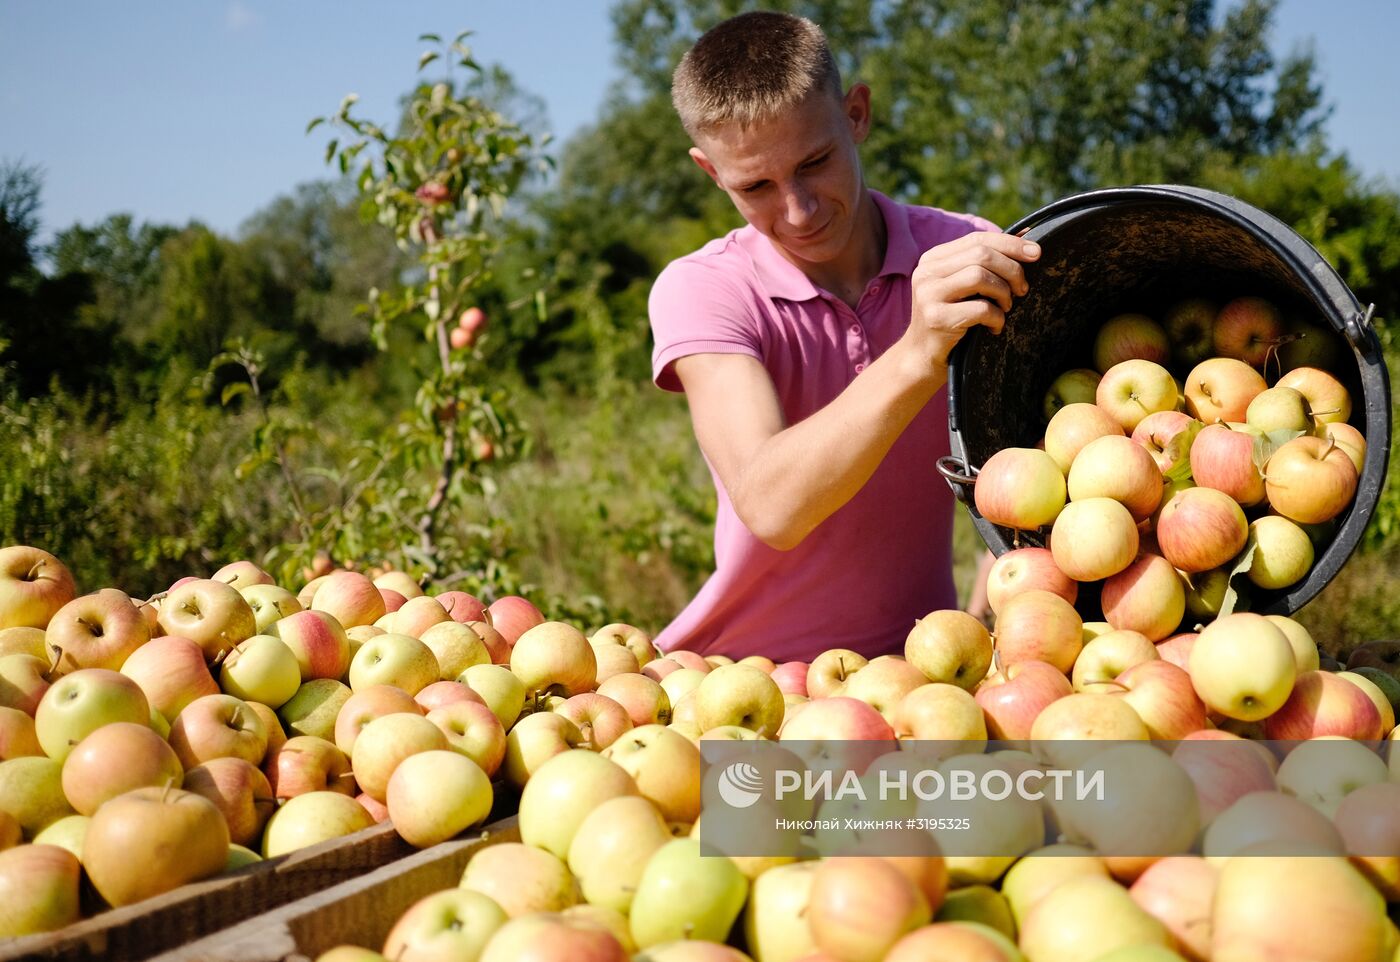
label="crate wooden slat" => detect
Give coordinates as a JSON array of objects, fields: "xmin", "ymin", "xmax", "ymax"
[
  {"xmin": 150, "ymin": 817, "xmax": 521, "ymax": 962},
  {"xmin": 0, "ymin": 819, "xmax": 416, "ymax": 962}
]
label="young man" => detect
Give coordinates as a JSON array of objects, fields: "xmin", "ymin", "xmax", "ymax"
[{"xmin": 649, "ymin": 11, "xmax": 1035, "ymax": 661}]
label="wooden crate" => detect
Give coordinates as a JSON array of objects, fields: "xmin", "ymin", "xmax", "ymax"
[
  {"xmin": 149, "ymin": 817, "xmax": 521, "ymax": 962},
  {"xmin": 0, "ymin": 820, "xmax": 417, "ymax": 962}
]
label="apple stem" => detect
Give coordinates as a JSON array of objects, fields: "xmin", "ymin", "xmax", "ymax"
[
  {"xmin": 46, "ymin": 643, "xmax": 63, "ymax": 677},
  {"xmin": 24, "ymin": 561, "xmax": 44, "ymax": 582}
]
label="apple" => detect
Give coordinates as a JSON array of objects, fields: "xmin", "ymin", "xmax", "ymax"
[
  {"xmin": 992, "ymin": 589, "xmax": 1083, "ymax": 674},
  {"xmin": 1130, "ymin": 410, "xmax": 1199, "ymax": 474},
  {"xmin": 1068, "ymin": 434, "xmax": 1165, "ymax": 521},
  {"xmin": 1263, "ymin": 670, "xmax": 1382, "ymax": 740},
  {"xmin": 566, "ymin": 794, "xmax": 672, "ymax": 914},
  {"xmin": 347, "ymin": 633, "xmax": 439, "ymax": 695},
  {"xmin": 1277, "ymin": 365, "xmax": 1352, "ymax": 424},
  {"xmin": 1212, "ymin": 296, "xmax": 1283, "ymax": 367},
  {"xmin": 590, "ymin": 623, "xmax": 656, "ymax": 667},
  {"xmin": 1265, "ymin": 434, "xmax": 1358, "ymax": 524},
  {"xmin": 0, "ymin": 547, "xmax": 76, "ymax": 632},
  {"xmin": 975, "ymin": 659, "xmax": 1072, "ymax": 741},
  {"xmin": 1203, "ymin": 790, "xmax": 1344, "ymax": 859},
  {"xmin": 0, "ymin": 705, "xmax": 41, "ymax": 760},
  {"xmin": 741, "ymin": 860, "xmax": 820, "ymax": 961},
  {"xmin": 905, "ymin": 610, "xmax": 993, "ymax": 690},
  {"xmin": 519, "ymin": 749, "xmax": 639, "ymax": 860},
  {"xmin": 807, "ymin": 648, "xmax": 869, "ymax": 698},
  {"xmin": 1172, "ymin": 734, "xmax": 1278, "ymax": 825},
  {"xmin": 462, "ymin": 663, "xmax": 528, "ymax": 730},
  {"xmin": 387, "ymin": 749, "xmax": 492, "ymax": 848},
  {"xmin": 334, "ymin": 684, "xmax": 422, "ymax": 755},
  {"xmin": 211, "ymin": 560, "xmax": 273, "ymax": 590},
  {"xmin": 778, "ymin": 695, "xmax": 895, "ymax": 742},
  {"xmin": 270, "ymin": 735, "xmax": 355, "ymax": 799},
  {"xmin": 426, "ymin": 700, "xmax": 506, "ymax": 775},
  {"xmin": 460, "ymin": 840, "xmax": 579, "ymax": 918},
  {"xmin": 479, "ymin": 912, "xmax": 627, "ymax": 962},
  {"xmin": 1096, "ymin": 359, "xmax": 1179, "ymax": 432},
  {"xmin": 1317, "ymin": 420, "xmax": 1366, "ymax": 472},
  {"xmin": 601, "ymin": 724, "xmax": 702, "ymax": 824},
  {"xmin": 1028, "ymin": 692, "xmax": 1148, "ymax": 768},
  {"xmin": 972, "ymin": 448, "xmax": 1065, "ymax": 530},
  {"xmin": 372, "ymin": 570, "xmax": 424, "ymax": 601},
  {"xmin": 1154, "ymin": 632, "xmax": 1197, "ymax": 672},
  {"xmin": 511, "ymin": 622, "xmax": 596, "ymax": 698},
  {"xmin": 1190, "ymin": 423, "xmax": 1266, "ymax": 507},
  {"xmin": 0, "ymin": 653, "xmax": 53, "ymax": 715},
  {"xmin": 237, "ymin": 583, "xmax": 301, "ymax": 635},
  {"xmin": 382, "ymin": 887, "xmax": 508, "ymax": 962},
  {"xmin": 297, "ymin": 574, "xmax": 330, "ymax": 610},
  {"xmin": 503, "ymin": 711, "xmax": 584, "ymax": 789},
  {"xmin": 660, "ymin": 668, "xmax": 707, "ymax": 710},
  {"xmin": 892, "ymin": 682, "xmax": 987, "ymax": 747},
  {"xmin": 1163, "ymin": 297, "xmax": 1218, "ymax": 366},
  {"xmin": 0, "ymin": 843, "xmax": 81, "ymax": 936},
  {"xmin": 487, "ymin": 595, "xmax": 547, "ymax": 646},
  {"xmin": 1055, "ymin": 742, "xmax": 1200, "ymax": 865},
  {"xmin": 1335, "ymin": 782, "xmax": 1400, "ymax": 899},
  {"xmin": 384, "ymin": 595, "xmax": 452, "ymax": 638},
  {"xmin": 0, "ymin": 626, "xmax": 47, "ymax": 661},
  {"xmin": 1000, "ymin": 843, "xmax": 1107, "ymax": 927},
  {"xmin": 1275, "ymin": 737, "xmax": 1387, "ymax": 819},
  {"xmin": 1347, "ymin": 640, "xmax": 1400, "ymax": 680},
  {"xmin": 431, "ymin": 589, "xmax": 485, "ymax": 624},
  {"xmin": 1189, "ymin": 613, "xmax": 1296, "ymax": 721},
  {"xmin": 672, "ymin": 651, "xmax": 716, "ymax": 673},
  {"xmin": 1043, "ymin": 368, "xmax": 1101, "ymax": 421},
  {"xmin": 1100, "ymin": 553, "xmax": 1186, "ymax": 641},
  {"xmin": 1246, "ymin": 385, "xmax": 1311, "ymax": 435},
  {"xmin": 0, "ymin": 756, "xmax": 73, "ymax": 838},
  {"xmin": 46, "ymin": 588, "xmax": 150, "ymax": 673},
  {"xmin": 1181, "ymin": 568, "xmax": 1228, "ymax": 623},
  {"xmin": 1049, "ymin": 497, "xmax": 1139, "ymax": 581},
  {"xmin": 764, "ymin": 661, "xmax": 807, "ymax": 699},
  {"xmin": 61, "ymin": 721, "xmax": 183, "ymax": 816},
  {"xmin": 1266, "ymin": 615, "xmax": 1320, "ymax": 674},
  {"xmin": 982, "ymin": 547, "xmax": 1076, "ymax": 618},
  {"xmin": 1043, "ymin": 402, "xmax": 1124, "ymax": 475},
  {"xmin": 1071, "ymin": 629, "xmax": 1158, "ymax": 691},
  {"xmin": 117, "ymin": 634, "xmax": 218, "ymax": 722},
  {"xmin": 219, "ymin": 634, "xmax": 302, "ymax": 709},
  {"xmin": 1094, "ymin": 312, "xmax": 1171, "ymax": 372},
  {"xmin": 597, "ymin": 672, "xmax": 671, "ymax": 727},
  {"xmin": 588, "ymin": 644, "xmax": 639, "ymax": 688},
  {"xmin": 407, "ymin": 622, "xmax": 487, "ymax": 682},
  {"xmin": 157, "ymin": 578, "xmax": 257, "ymax": 661},
  {"xmin": 556, "ymin": 692, "xmax": 634, "ymax": 750},
  {"xmin": 278, "ymin": 678, "xmax": 353, "ymax": 741},
  {"xmin": 182, "ymin": 756, "xmax": 275, "ymax": 846},
  {"xmin": 1184, "ymin": 357, "xmax": 1267, "ymax": 424},
  {"xmin": 34, "ymin": 668, "xmax": 150, "ymax": 762},
  {"xmin": 169, "ymin": 693, "xmax": 269, "ymax": 769},
  {"xmin": 835, "ymin": 656, "xmax": 927, "ymax": 722},
  {"xmin": 260, "ymin": 789, "xmax": 375, "ymax": 858},
  {"xmin": 268, "ymin": 609, "xmax": 351, "ymax": 681},
  {"xmin": 1019, "ymin": 875, "xmax": 1172, "ymax": 962},
  {"xmin": 1128, "ymin": 856, "xmax": 1217, "ymax": 962},
  {"xmin": 82, "ymin": 785, "xmax": 229, "ymax": 906},
  {"xmin": 885, "ymin": 922, "xmax": 1023, "ymax": 962},
  {"xmin": 628, "ymin": 839, "xmax": 748, "ymax": 949},
  {"xmin": 414, "ymin": 679, "xmax": 481, "ymax": 712},
  {"xmin": 350, "ymin": 712, "xmax": 449, "ymax": 802},
  {"xmin": 808, "ymin": 856, "xmax": 930, "ymax": 962},
  {"xmin": 311, "ymin": 570, "xmax": 387, "ymax": 630},
  {"xmin": 1156, "ymin": 487, "xmax": 1248, "ymax": 573},
  {"xmin": 1111, "ymin": 660, "xmax": 1208, "ymax": 739},
  {"xmin": 1340, "ymin": 670, "xmax": 1396, "ymax": 734},
  {"xmin": 1244, "ymin": 516, "xmax": 1315, "ymax": 590}
]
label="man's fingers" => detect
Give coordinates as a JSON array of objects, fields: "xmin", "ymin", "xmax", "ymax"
[
  {"xmin": 941, "ymin": 298, "xmax": 1006, "ymax": 337},
  {"xmin": 938, "ymin": 229, "xmax": 1042, "ymax": 263},
  {"xmin": 917, "ymin": 240, "xmax": 1033, "ymax": 298},
  {"xmin": 928, "ymin": 264, "xmax": 1015, "ymax": 313}
]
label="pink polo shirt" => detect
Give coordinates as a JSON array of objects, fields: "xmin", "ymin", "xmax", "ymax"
[{"xmin": 649, "ymin": 190, "xmax": 998, "ymax": 662}]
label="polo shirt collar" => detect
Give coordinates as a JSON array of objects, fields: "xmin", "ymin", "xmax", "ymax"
[{"xmin": 741, "ymin": 189, "xmax": 918, "ymax": 302}]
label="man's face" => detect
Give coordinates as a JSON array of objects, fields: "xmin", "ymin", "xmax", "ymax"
[{"xmin": 689, "ymin": 85, "xmax": 871, "ymax": 268}]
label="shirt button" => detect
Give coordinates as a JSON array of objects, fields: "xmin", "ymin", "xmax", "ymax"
[
  {"xmin": 870, "ymin": 282, "xmax": 881, "ymax": 295},
  {"xmin": 849, "ymin": 324, "xmax": 861, "ymax": 335},
  {"xmin": 855, "ymin": 362, "xmax": 866, "ymax": 373}
]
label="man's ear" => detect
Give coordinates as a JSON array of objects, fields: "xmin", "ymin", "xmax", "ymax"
[
  {"xmin": 844, "ymin": 83, "xmax": 872, "ymax": 145},
  {"xmin": 689, "ymin": 146, "xmax": 721, "ymax": 185}
]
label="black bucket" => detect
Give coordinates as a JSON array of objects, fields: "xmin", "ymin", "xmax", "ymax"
[{"xmin": 943, "ymin": 185, "xmax": 1391, "ymax": 617}]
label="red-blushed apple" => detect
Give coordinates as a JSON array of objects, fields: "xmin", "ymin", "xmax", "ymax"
[
  {"xmin": 1131, "ymin": 410, "xmax": 1200, "ymax": 474},
  {"xmin": 260, "ymin": 790, "xmax": 374, "ymax": 858},
  {"xmin": 246, "ymin": 699, "xmax": 285, "ymax": 774},
  {"xmin": 1337, "ymin": 671, "xmax": 1395, "ymax": 734},
  {"xmin": 433, "ymin": 589, "xmax": 487, "ymax": 623},
  {"xmin": 1043, "ymin": 402, "xmax": 1124, "ymax": 475},
  {"xmin": 278, "ymin": 678, "xmax": 352, "ymax": 741},
  {"xmin": 561, "ymin": 905, "xmax": 636, "ymax": 955},
  {"xmin": 511, "ymin": 622, "xmax": 596, "ymax": 698},
  {"xmin": 427, "ymin": 700, "xmax": 507, "ymax": 776},
  {"xmin": 384, "ymin": 595, "xmax": 452, "ymax": 638},
  {"xmin": 1184, "ymin": 357, "xmax": 1267, "ymax": 424},
  {"xmin": 808, "ymin": 856, "xmax": 931, "ymax": 962},
  {"xmin": 1245, "ymin": 515, "xmax": 1315, "ymax": 589},
  {"xmin": 211, "ymin": 560, "xmax": 273, "ymax": 590},
  {"xmin": 590, "ymin": 642, "xmax": 640, "ymax": 686},
  {"xmin": 414, "ymin": 679, "xmax": 483, "ymax": 712},
  {"xmin": 487, "ymin": 595, "xmax": 546, "ymax": 645},
  {"xmin": 333, "ymin": 684, "xmax": 422, "ymax": 756},
  {"xmin": 0, "ymin": 842, "xmax": 82, "ymax": 936},
  {"xmin": 387, "ymin": 749, "xmax": 492, "ymax": 848},
  {"xmin": 461, "ymin": 620, "xmax": 510, "ymax": 665},
  {"xmin": 975, "ymin": 659, "xmax": 1072, "ymax": 741},
  {"xmin": 1317, "ymin": 420, "xmax": 1366, "ymax": 471},
  {"xmin": 1043, "ymin": 367, "xmax": 1101, "ymax": 421},
  {"xmin": 269, "ymin": 735, "xmax": 355, "ymax": 799},
  {"xmin": 666, "ymin": 650, "xmax": 713, "ymax": 673},
  {"xmin": 377, "ymin": 589, "xmax": 406, "ymax": 613},
  {"xmin": 1155, "ymin": 632, "xmax": 1197, "ymax": 672},
  {"xmin": 1096, "ymin": 358, "xmax": 1179, "ymax": 432},
  {"xmin": 1067, "ymin": 434, "xmax": 1164, "ymax": 521},
  {"xmin": 459, "ymin": 841, "xmax": 580, "ymax": 917},
  {"xmin": 268, "ymin": 609, "xmax": 351, "ymax": 682},
  {"xmin": 1028, "ymin": 692, "xmax": 1149, "ymax": 769},
  {"xmin": 1129, "ymin": 855, "xmax": 1217, "ymax": 962},
  {"xmin": 157, "ymin": 578, "xmax": 257, "ymax": 662},
  {"xmin": 120, "ymin": 634, "xmax": 220, "ymax": 720},
  {"xmin": 1335, "ymin": 781, "xmax": 1400, "ymax": 899},
  {"xmin": 503, "ymin": 711, "xmax": 584, "ymax": 789},
  {"xmin": 33, "ymin": 668, "xmax": 149, "ymax": 763},
  {"xmin": 993, "ymin": 589, "xmax": 1083, "ymax": 674},
  {"xmin": 905, "ymin": 610, "xmax": 993, "ymax": 690},
  {"xmin": 311, "ymin": 570, "xmax": 387, "ymax": 630},
  {"xmin": 0, "ymin": 652, "xmax": 53, "ymax": 715},
  {"xmin": 356, "ymin": 791, "xmax": 388, "ymax": 822},
  {"xmin": 556, "ymin": 692, "xmax": 634, "ymax": 750},
  {"xmin": 972, "ymin": 447, "xmax": 1065, "ymax": 531},
  {"xmin": 1277, "ymin": 365, "xmax": 1352, "ymax": 424},
  {"xmin": 0, "ymin": 705, "xmax": 41, "ymax": 760},
  {"xmin": 1156, "ymin": 486, "xmax": 1248, "ymax": 573},
  {"xmin": 0, "ymin": 547, "xmax": 76, "ymax": 633},
  {"xmin": 1101, "ymin": 552, "xmax": 1186, "ymax": 641},
  {"xmin": 806, "ymin": 648, "xmax": 868, "ymax": 698},
  {"xmin": 45, "ymin": 588, "xmax": 150, "ymax": 673},
  {"xmin": 1263, "ymin": 670, "xmax": 1382, "ymax": 740},
  {"xmin": 628, "ymin": 839, "xmax": 748, "ymax": 950},
  {"xmin": 239, "ymin": 583, "xmax": 302, "ymax": 634},
  {"xmin": 1213, "ymin": 296, "xmax": 1283, "ymax": 368},
  {"xmin": 589, "ymin": 623, "xmax": 656, "ymax": 668},
  {"xmin": 1110, "ymin": 660, "xmax": 1208, "ymax": 739},
  {"xmin": 1049, "ymin": 497, "xmax": 1139, "ymax": 581},
  {"xmin": 601, "ymin": 724, "xmax": 700, "ymax": 825},
  {"xmin": 1190, "ymin": 422, "xmax": 1266, "ymax": 507},
  {"xmin": 834, "ymin": 656, "xmax": 927, "ymax": 723},
  {"xmin": 381, "ymin": 887, "xmax": 508, "ymax": 962},
  {"xmin": 372, "ymin": 570, "xmax": 424, "ymax": 601},
  {"xmin": 983, "ymin": 547, "xmax": 1076, "ymax": 618},
  {"xmin": 169, "ymin": 693, "xmax": 269, "ymax": 769},
  {"xmin": 60, "ymin": 721, "xmax": 183, "ymax": 816},
  {"xmin": 596, "ymin": 672, "xmax": 671, "ymax": 727},
  {"xmin": 1189, "ymin": 613, "xmax": 1296, "ymax": 721},
  {"xmin": 1264, "ymin": 434, "xmax": 1358, "ymax": 524},
  {"xmin": 885, "ymin": 922, "xmax": 1022, "ymax": 962},
  {"xmin": 348, "ymin": 633, "xmax": 439, "ymax": 695},
  {"xmin": 478, "ymin": 912, "xmax": 628, "ymax": 962},
  {"xmin": 566, "ymin": 794, "xmax": 671, "ymax": 914},
  {"xmin": 769, "ymin": 661, "xmax": 809, "ymax": 697},
  {"xmin": 519, "ymin": 749, "xmax": 639, "ymax": 859},
  {"xmin": 778, "ymin": 694, "xmax": 895, "ymax": 742},
  {"xmin": 417, "ymin": 620, "xmax": 491, "ymax": 680},
  {"xmin": 182, "ymin": 756, "xmax": 275, "ymax": 847},
  {"xmin": 1071, "ymin": 629, "xmax": 1158, "ymax": 691},
  {"xmin": 1094, "ymin": 312, "xmax": 1171, "ymax": 372},
  {"xmin": 350, "ymin": 712, "xmax": 449, "ymax": 802},
  {"xmin": 641, "ymin": 657, "xmax": 685, "ymax": 683},
  {"xmin": 82, "ymin": 786, "xmax": 229, "ymax": 906},
  {"xmin": 1202, "ymin": 790, "xmax": 1343, "ymax": 859}
]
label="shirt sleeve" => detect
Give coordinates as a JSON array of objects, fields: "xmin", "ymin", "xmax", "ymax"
[{"xmin": 649, "ymin": 258, "xmax": 764, "ymax": 394}]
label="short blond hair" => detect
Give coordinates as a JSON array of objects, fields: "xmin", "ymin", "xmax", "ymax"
[{"xmin": 672, "ymin": 11, "xmax": 843, "ymax": 137}]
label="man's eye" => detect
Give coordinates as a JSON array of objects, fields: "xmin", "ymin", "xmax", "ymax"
[
  {"xmin": 741, "ymin": 183, "xmax": 766, "ymax": 194},
  {"xmin": 803, "ymin": 154, "xmax": 829, "ymax": 170}
]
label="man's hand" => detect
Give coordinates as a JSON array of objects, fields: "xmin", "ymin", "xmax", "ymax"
[{"xmin": 905, "ymin": 231, "xmax": 1041, "ymax": 370}]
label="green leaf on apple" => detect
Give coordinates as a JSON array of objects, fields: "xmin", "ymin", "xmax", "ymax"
[
  {"xmin": 1251, "ymin": 428, "xmax": 1307, "ymax": 472},
  {"xmin": 1217, "ymin": 541, "xmax": 1260, "ymax": 619}
]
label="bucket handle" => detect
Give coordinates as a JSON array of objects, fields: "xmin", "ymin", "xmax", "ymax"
[{"xmin": 936, "ymin": 455, "xmax": 979, "ymax": 503}]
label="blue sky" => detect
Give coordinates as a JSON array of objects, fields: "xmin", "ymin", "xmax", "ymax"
[{"xmin": 3, "ymin": 1, "xmax": 1398, "ymax": 246}]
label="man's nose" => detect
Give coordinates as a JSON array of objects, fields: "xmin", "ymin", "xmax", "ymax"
[{"xmin": 783, "ymin": 183, "xmax": 819, "ymax": 225}]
